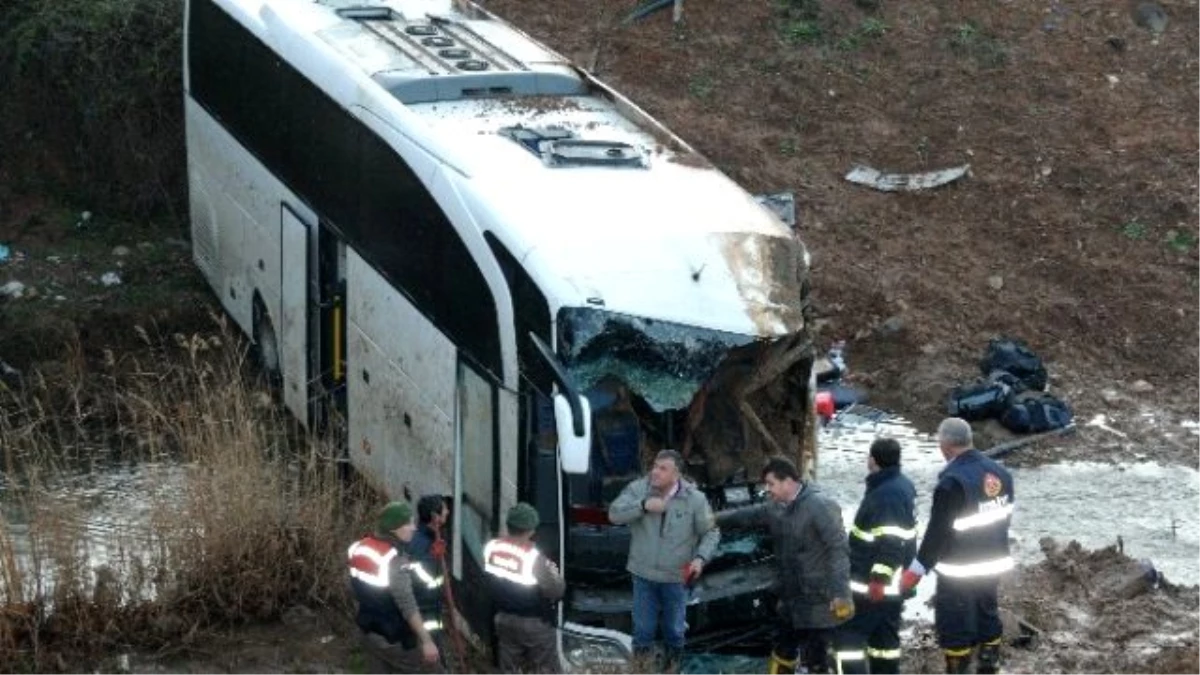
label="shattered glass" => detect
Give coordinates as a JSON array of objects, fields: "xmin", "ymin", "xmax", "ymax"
[{"xmin": 557, "ymin": 307, "xmax": 755, "ymax": 411}]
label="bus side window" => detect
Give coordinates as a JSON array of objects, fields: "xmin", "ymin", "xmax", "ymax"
[
  {"xmin": 459, "ymin": 362, "xmax": 496, "ymax": 557},
  {"xmin": 534, "ymin": 392, "xmax": 557, "ymax": 454}
]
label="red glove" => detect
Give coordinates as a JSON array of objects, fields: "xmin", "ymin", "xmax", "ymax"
[
  {"xmin": 868, "ymin": 580, "xmax": 886, "ymax": 603},
  {"xmin": 899, "ymin": 570, "xmax": 922, "ymax": 597},
  {"xmin": 430, "ymin": 538, "xmax": 447, "ymax": 560}
]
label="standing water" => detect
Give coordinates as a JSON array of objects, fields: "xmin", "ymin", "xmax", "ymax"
[{"xmin": 815, "ymin": 408, "xmax": 1200, "ymax": 621}]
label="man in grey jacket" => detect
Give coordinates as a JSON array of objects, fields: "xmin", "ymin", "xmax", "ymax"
[
  {"xmin": 609, "ymin": 449, "xmax": 720, "ymax": 671},
  {"xmin": 718, "ymin": 456, "xmax": 853, "ymax": 674}
]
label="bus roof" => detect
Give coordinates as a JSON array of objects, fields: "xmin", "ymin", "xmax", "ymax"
[{"xmin": 235, "ymin": 0, "xmax": 809, "ymax": 336}]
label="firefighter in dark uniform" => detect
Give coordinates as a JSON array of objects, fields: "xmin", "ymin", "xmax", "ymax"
[
  {"xmin": 408, "ymin": 495, "xmax": 450, "ymax": 665},
  {"xmin": 484, "ymin": 502, "xmax": 565, "ymax": 674},
  {"xmin": 900, "ymin": 418, "xmax": 1015, "ymax": 674},
  {"xmin": 347, "ymin": 501, "xmax": 446, "ymax": 673},
  {"xmin": 835, "ymin": 438, "xmax": 918, "ymax": 675}
]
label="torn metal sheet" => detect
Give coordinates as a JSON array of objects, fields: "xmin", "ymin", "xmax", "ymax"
[
  {"xmin": 845, "ymin": 164, "xmax": 970, "ymax": 192},
  {"xmin": 754, "ymin": 192, "xmax": 796, "ymax": 228}
]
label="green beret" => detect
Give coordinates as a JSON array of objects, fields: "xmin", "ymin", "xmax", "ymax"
[
  {"xmin": 377, "ymin": 501, "xmax": 413, "ymax": 533},
  {"xmin": 505, "ymin": 502, "xmax": 540, "ymax": 532}
]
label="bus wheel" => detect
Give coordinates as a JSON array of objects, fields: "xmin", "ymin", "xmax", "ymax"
[{"xmin": 254, "ymin": 303, "xmax": 281, "ymax": 385}]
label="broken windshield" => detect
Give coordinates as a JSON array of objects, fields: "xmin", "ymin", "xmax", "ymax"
[{"xmin": 556, "ymin": 307, "xmax": 755, "ymax": 412}]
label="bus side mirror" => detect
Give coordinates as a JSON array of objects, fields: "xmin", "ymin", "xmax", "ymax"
[{"xmin": 556, "ymin": 393, "xmax": 591, "ymax": 475}]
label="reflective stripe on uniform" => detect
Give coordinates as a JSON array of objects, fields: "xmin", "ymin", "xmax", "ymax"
[
  {"xmin": 423, "ymin": 619, "xmax": 443, "ymax": 631},
  {"xmin": 870, "ymin": 563, "xmax": 895, "ymax": 577},
  {"xmin": 849, "ymin": 579, "xmax": 901, "ymax": 597},
  {"xmin": 406, "ymin": 561, "xmax": 444, "ymax": 589},
  {"xmin": 936, "ymin": 556, "xmax": 1014, "ymax": 578},
  {"xmin": 348, "ymin": 540, "xmax": 398, "ymax": 588},
  {"xmin": 952, "ymin": 503, "xmax": 1014, "ymax": 531},
  {"xmin": 835, "ymin": 650, "xmax": 866, "ymax": 674},
  {"xmin": 483, "ymin": 539, "xmax": 540, "ymax": 586},
  {"xmin": 866, "ymin": 647, "xmax": 901, "ymax": 659},
  {"xmin": 850, "ymin": 524, "xmax": 917, "ymax": 543}
]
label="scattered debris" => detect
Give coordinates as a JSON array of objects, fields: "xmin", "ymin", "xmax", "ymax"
[
  {"xmin": 1, "ymin": 280, "xmax": 26, "ymax": 299},
  {"xmin": 949, "ymin": 339, "xmax": 1073, "ymax": 438},
  {"xmin": 1100, "ymin": 388, "xmax": 1122, "ymax": 406},
  {"xmin": 100, "ymin": 272, "xmax": 122, "ymax": 287},
  {"xmin": 755, "ymin": 192, "xmax": 796, "ymax": 228},
  {"xmin": 76, "ymin": 210, "xmax": 93, "ymax": 229},
  {"xmin": 0, "ymin": 243, "xmax": 9, "ymax": 263},
  {"xmin": 845, "ymin": 164, "xmax": 970, "ymax": 192},
  {"xmin": 1085, "ymin": 413, "xmax": 1128, "ymax": 439},
  {"xmin": 0, "ymin": 359, "xmax": 22, "ymax": 390},
  {"xmin": 1130, "ymin": 379, "xmax": 1155, "ymax": 393},
  {"xmin": 983, "ymin": 423, "xmax": 1076, "ymax": 459},
  {"xmin": 988, "ymin": 274, "xmax": 1004, "ymax": 290},
  {"xmin": 112, "ymin": 245, "xmax": 132, "ymax": 257},
  {"xmin": 878, "ymin": 314, "xmax": 905, "ymax": 335},
  {"xmin": 1132, "ymin": 2, "xmax": 1168, "ymax": 34},
  {"xmin": 623, "ymin": 0, "xmax": 673, "ymax": 24}
]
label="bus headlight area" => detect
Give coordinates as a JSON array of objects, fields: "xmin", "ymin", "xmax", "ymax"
[{"xmin": 561, "ymin": 623, "xmax": 633, "ymax": 672}]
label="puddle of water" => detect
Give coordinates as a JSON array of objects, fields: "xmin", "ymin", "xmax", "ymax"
[
  {"xmin": 0, "ymin": 461, "xmax": 188, "ymax": 598},
  {"xmin": 815, "ymin": 410, "xmax": 1200, "ymax": 621}
]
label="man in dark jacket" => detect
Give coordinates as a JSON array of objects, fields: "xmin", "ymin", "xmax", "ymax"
[
  {"xmin": 347, "ymin": 501, "xmax": 444, "ymax": 673},
  {"xmin": 408, "ymin": 495, "xmax": 450, "ymax": 664},
  {"xmin": 900, "ymin": 418, "xmax": 1015, "ymax": 674},
  {"xmin": 718, "ymin": 456, "xmax": 853, "ymax": 674},
  {"xmin": 835, "ymin": 438, "xmax": 917, "ymax": 674}
]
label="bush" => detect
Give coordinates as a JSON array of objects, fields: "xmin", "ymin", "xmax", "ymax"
[
  {"xmin": 0, "ymin": 0, "xmax": 185, "ymax": 221},
  {"xmin": 0, "ymin": 319, "xmax": 372, "ymax": 671}
]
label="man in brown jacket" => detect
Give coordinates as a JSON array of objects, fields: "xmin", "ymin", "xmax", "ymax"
[{"xmin": 718, "ymin": 457, "xmax": 853, "ymax": 674}]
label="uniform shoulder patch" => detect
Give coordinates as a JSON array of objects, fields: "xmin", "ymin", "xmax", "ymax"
[{"xmin": 982, "ymin": 472, "xmax": 1003, "ymax": 498}]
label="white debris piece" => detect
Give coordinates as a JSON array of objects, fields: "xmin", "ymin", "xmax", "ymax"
[
  {"xmin": 845, "ymin": 164, "xmax": 971, "ymax": 192},
  {"xmin": 100, "ymin": 272, "xmax": 122, "ymax": 287},
  {"xmin": 1, "ymin": 280, "xmax": 26, "ymax": 298}
]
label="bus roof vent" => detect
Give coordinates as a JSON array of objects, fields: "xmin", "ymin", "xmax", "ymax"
[
  {"xmin": 335, "ymin": 6, "xmax": 398, "ymax": 21},
  {"xmin": 499, "ymin": 126, "xmax": 648, "ymax": 169}
]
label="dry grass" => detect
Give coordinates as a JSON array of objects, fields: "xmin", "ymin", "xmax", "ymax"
[{"xmin": 0, "ymin": 316, "xmax": 372, "ymax": 671}]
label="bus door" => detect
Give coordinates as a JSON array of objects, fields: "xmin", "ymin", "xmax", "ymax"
[
  {"xmin": 315, "ymin": 221, "xmax": 348, "ymax": 438},
  {"xmin": 280, "ymin": 204, "xmax": 314, "ymax": 427}
]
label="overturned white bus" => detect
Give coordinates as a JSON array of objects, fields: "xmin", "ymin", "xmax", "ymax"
[{"xmin": 184, "ymin": 0, "xmax": 817, "ymax": 666}]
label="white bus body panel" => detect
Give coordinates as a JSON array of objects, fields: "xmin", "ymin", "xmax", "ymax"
[
  {"xmin": 186, "ymin": 97, "xmax": 317, "ymax": 425},
  {"xmin": 280, "ymin": 205, "xmax": 310, "ymax": 425},
  {"xmin": 346, "ymin": 250, "xmax": 456, "ymax": 500}
]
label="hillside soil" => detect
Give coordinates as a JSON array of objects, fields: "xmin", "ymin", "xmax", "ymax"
[{"xmin": 486, "ymin": 0, "xmax": 1200, "ymax": 468}]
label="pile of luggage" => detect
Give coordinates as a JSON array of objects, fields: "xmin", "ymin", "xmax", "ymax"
[{"xmin": 948, "ymin": 338, "xmax": 1074, "ymax": 433}]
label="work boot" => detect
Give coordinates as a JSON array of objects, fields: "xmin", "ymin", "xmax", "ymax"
[
  {"xmin": 943, "ymin": 647, "xmax": 973, "ymax": 674},
  {"xmin": 768, "ymin": 649, "xmax": 798, "ymax": 675},
  {"xmin": 976, "ymin": 638, "xmax": 1002, "ymax": 674}
]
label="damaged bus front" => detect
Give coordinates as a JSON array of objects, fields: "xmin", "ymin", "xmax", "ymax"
[{"xmin": 550, "ymin": 235, "xmax": 817, "ymax": 667}]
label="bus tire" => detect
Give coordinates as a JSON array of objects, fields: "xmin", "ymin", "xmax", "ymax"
[{"xmin": 253, "ymin": 298, "xmax": 282, "ymax": 386}]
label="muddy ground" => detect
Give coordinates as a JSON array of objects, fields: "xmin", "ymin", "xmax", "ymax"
[
  {"xmin": 1, "ymin": 0, "xmax": 1197, "ymax": 672},
  {"xmin": 487, "ymin": 0, "xmax": 1200, "ymax": 468}
]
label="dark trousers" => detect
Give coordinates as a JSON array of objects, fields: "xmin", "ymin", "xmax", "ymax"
[
  {"xmin": 495, "ymin": 613, "xmax": 559, "ymax": 674},
  {"xmin": 935, "ymin": 578, "xmax": 1001, "ymax": 648},
  {"xmin": 835, "ymin": 597, "xmax": 903, "ymax": 674}
]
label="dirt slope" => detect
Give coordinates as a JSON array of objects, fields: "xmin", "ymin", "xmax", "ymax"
[{"xmin": 487, "ymin": 0, "xmax": 1200, "ymax": 457}]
